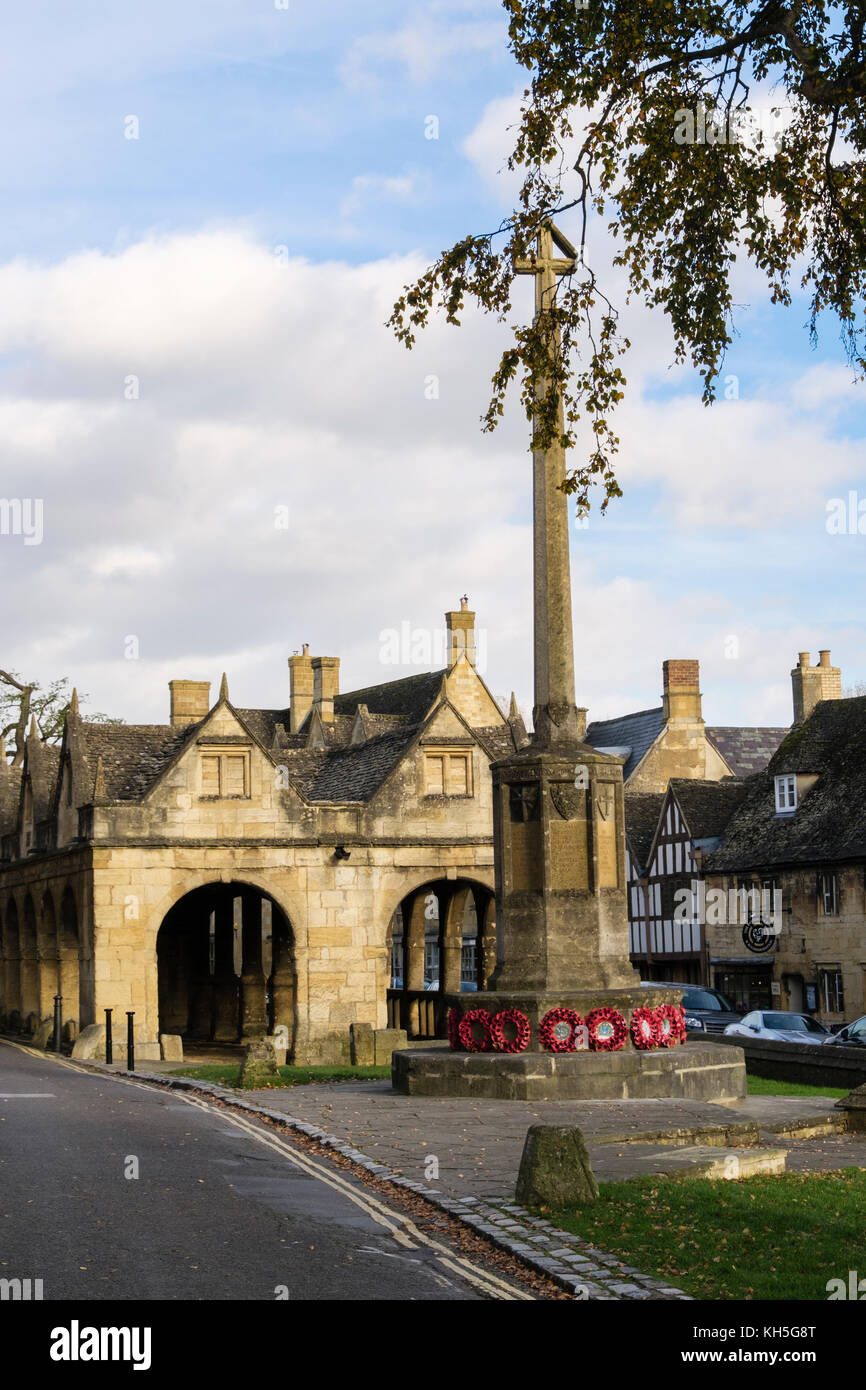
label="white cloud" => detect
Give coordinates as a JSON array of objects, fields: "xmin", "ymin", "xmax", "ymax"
[
  {"xmin": 0, "ymin": 224, "xmax": 863, "ymax": 735},
  {"xmin": 340, "ymin": 11, "xmax": 504, "ymax": 88}
]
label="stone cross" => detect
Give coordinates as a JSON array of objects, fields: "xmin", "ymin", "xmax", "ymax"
[{"xmin": 514, "ymin": 220, "xmax": 584, "ymax": 747}]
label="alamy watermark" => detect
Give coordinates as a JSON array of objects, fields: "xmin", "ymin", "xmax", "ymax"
[
  {"xmin": 0, "ymin": 498, "xmax": 43, "ymax": 545},
  {"xmin": 674, "ymin": 880, "xmax": 783, "ymax": 933}
]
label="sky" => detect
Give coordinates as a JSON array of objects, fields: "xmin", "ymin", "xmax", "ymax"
[{"xmin": 0, "ymin": 0, "xmax": 864, "ymax": 732}]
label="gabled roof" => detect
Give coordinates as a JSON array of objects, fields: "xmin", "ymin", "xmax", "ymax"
[
  {"xmin": 707, "ymin": 697, "xmax": 866, "ymax": 871},
  {"xmin": 585, "ymin": 707, "xmax": 665, "ymax": 781},
  {"xmin": 669, "ymin": 777, "xmax": 750, "ymax": 842},
  {"xmin": 706, "ymin": 726, "xmax": 788, "ymax": 779},
  {"xmin": 623, "ymin": 790, "xmax": 665, "ymax": 873}
]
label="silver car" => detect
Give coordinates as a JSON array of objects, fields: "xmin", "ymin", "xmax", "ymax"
[{"xmin": 724, "ymin": 1010, "xmax": 831, "ymax": 1045}]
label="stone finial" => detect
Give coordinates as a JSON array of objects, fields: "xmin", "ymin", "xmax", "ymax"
[
  {"xmin": 508, "ymin": 691, "xmax": 520, "ymax": 720},
  {"xmin": 219, "ymin": 672, "xmax": 229, "ymax": 703},
  {"xmin": 460, "ymin": 594, "xmax": 469, "ymax": 611},
  {"xmin": 93, "ymin": 755, "xmax": 107, "ymax": 803},
  {"xmin": 69, "ymin": 687, "xmax": 79, "ymax": 716},
  {"xmin": 28, "ymin": 714, "xmax": 39, "ymax": 740}
]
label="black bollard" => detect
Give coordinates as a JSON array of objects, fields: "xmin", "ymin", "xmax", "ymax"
[
  {"xmin": 53, "ymin": 994, "xmax": 63, "ymax": 1053},
  {"xmin": 105, "ymin": 1008, "xmax": 113, "ymax": 1065},
  {"xmin": 126, "ymin": 1011, "xmax": 135, "ymax": 1072}
]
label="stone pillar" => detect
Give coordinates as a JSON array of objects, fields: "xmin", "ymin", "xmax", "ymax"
[
  {"xmin": 36, "ymin": 952, "xmax": 59, "ymax": 1021},
  {"xmin": 57, "ymin": 950, "xmax": 79, "ymax": 1026},
  {"xmin": 269, "ymin": 917, "xmax": 296, "ymax": 1047},
  {"xmin": 478, "ymin": 893, "xmax": 497, "ymax": 989},
  {"xmin": 18, "ymin": 951, "xmax": 41, "ymax": 1023},
  {"xmin": 403, "ymin": 890, "xmax": 427, "ymax": 992},
  {"xmin": 240, "ymin": 892, "xmax": 268, "ymax": 1038},
  {"xmin": 439, "ymin": 885, "xmax": 468, "ymax": 996},
  {"xmin": 211, "ymin": 894, "xmax": 239, "ymax": 1041}
]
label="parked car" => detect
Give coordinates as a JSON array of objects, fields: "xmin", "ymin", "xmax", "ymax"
[
  {"xmin": 724, "ymin": 1010, "xmax": 831, "ymax": 1044},
  {"xmin": 823, "ymin": 1014, "xmax": 866, "ymax": 1047},
  {"xmin": 643, "ymin": 982, "xmax": 742, "ymax": 1034}
]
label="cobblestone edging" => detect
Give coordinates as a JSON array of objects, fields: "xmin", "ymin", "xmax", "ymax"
[{"xmin": 91, "ymin": 1063, "xmax": 691, "ymax": 1302}]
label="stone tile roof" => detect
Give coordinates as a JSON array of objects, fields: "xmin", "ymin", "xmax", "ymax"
[
  {"xmin": 290, "ymin": 728, "xmax": 419, "ymax": 802},
  {"xmin": 473, "ymin": 724, "xmax": 520, "ymax": 761},
  {"xmin": 234, "ymin": 708, "xmax": 301, "ymax": 749},
  {"xmin": 585, "ymin": 707, "xmax": 665, "ymax": 780},
  {"xmin": 334, "ymin": 670, "xmax": 446, "ymax": 724},
  {"xmin": 623, "ymin": 791, "xmax": 665, "ymax": 873},
  {"xmin": 78, "ymin": 723, "xmax": 195, "ymax": 800},
  {"xmin": 707, "ymin": 697, "xmax": 866, "ymax": 871},
  {"xmin": 669, "ymin": 777, "xmax": 750, "ymax": 842},
  {"xmin": 706, "ymin": 726, "xmax": 788, "ymax": 778}
]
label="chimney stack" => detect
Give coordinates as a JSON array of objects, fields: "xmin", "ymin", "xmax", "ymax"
[
  {"xmin": 445, "ymin": 596, "xmax": 476, "ymax": 667},
  {"xmin": 169, "ymin": 680, "xmax": 211, "ymax": 728},
  {"xmin": 288, "ymin": 644, "xmax": 314, "ymax": 733},
  {"xmin": 662, "ymin": 659, "xmax": 703, "ymax": 724},
  {"xmin": 791, "ymin": 650, "xmax": 842, "ymax": 724},
  {"xmin": 312, "ymin": 656, "xmax": 340, "ymax": 724}
]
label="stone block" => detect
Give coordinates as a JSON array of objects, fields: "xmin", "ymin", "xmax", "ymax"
[
  {"xmin": 350, "ymin": 1021, "xmax": 375, "ymax": 1066},
  {"xmin": 159, "ymin": 1034, "xmax": 184, "ymax": 1062},
  {"xmin": 71, "ymin": 1024, "xmax": 107, "ymax": 1061},
  {"xmin": 516, "ymin": 1125, "xmax": 600, "ymax": 1208},
  {"xmin": 33, "ymin": 1019, "xmax": 54, "ymax": 1050},
  {"xmin": 374, "ymin": 1028, "xmax": 407, "ymax": 1065},
  {"xmin": 236, "ymin": 1038, "xmax": 280, "ymax": 1088}
]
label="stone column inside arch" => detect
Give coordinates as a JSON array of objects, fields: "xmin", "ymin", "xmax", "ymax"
[{"xmin": 240, "ymin": 890, "xmax": 268, "ymax": 1038}]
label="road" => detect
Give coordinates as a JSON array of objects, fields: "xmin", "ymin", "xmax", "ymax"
[{"xmin": 0, "ymin": 1040, "xmax": 531, "ymax": 1301}]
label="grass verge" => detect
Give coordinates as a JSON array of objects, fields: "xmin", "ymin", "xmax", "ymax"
[
  {"xmin": 549, "ymin": 1170, "xmax": 866, "ymax": 1299},
  {"xmin": 746, "ymin": 1074, "xmax": 849, "ymax": 1099},
  {"xmin": 167, "ymin": 1063, "xmax": 391, "ymax": 1088}
]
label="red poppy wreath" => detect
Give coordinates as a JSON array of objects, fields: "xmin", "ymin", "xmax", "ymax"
[
  {"xmin": 586, "ymin": 1006, "xmax": 628, "ymax": 1052},
  {"xmin": 539, "ymin": 1007, "xmax": 584, "ymax": 1053},
  {"xmin": 490, "ymin": 1008, "xmax": 531, "ymax": 1054},
  {"xmin": 653, "ymin": 1003, "xmax": 681, "ymax": 1048},
  {"xmin": 629, "ymin": 1006, "xmax": 660, "ymax": 1050},
  {"xmin": 457, "ymin": 1007, "xmax": 494, "ymax": 1052}
]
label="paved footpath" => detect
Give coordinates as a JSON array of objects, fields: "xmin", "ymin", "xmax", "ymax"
[{"xmin": 225, "ymin": 1080, "xmax": 862, "ymax": 1198}]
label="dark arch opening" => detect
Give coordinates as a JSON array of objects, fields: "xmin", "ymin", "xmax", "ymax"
[
  {"xmin": 156, "ymin": 882, "xmax": 296, "ymax": 1054},
  {"xmin": 386, "ymin": 878, "xmax": 495, "ymax": 1039}
]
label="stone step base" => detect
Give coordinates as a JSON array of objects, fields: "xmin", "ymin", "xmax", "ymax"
[{"xmin": 590, "ymin": 1143, "xmax": 787, "ymax": 1183}]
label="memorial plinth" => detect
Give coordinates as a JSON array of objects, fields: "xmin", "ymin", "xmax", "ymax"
[{"xmin": 391, "ymin": 220, "xmax": 743, "ymax": 1101}]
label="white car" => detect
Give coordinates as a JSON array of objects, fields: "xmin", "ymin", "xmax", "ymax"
[{"xmin": 724, "ymin": 1010, "xmax": 831, "ymax": 1045}]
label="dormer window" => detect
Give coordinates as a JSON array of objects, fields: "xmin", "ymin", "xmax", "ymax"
[
  {"xmin": 774, "ymin": 775, "xmax": 797, "ymax": 813},
  {"xmin": 200, "ymin": 750, "xmax": 250, "ymax": 799}
]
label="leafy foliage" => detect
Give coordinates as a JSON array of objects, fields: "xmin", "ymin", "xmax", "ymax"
[
  {"xmin": 0, "ymin": 671, "xmax": 120, "ymax": 766},
  {"xmin": 389, "ymin": 1, "xmax": 866, "ymax": 514}
]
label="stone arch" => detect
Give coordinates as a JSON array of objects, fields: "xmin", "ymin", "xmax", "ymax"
[
  {"xmin": 58, "ymin": 885, "xmax": 81, "ymax": 1039},
  {"xmin": 386, "ymin": 875, "xmax": 496, "ymax": 1038},
  {"xmin": 19, "ymin": 895, "xmax": 40, "ymax": 1030},
  {"xmin": 1, "ymin": 897, "xmax": 21, "ymax": 1024},
  {"xmin": 156, "ymin": 881, "xmax": 297, "ymax": 1055}
]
